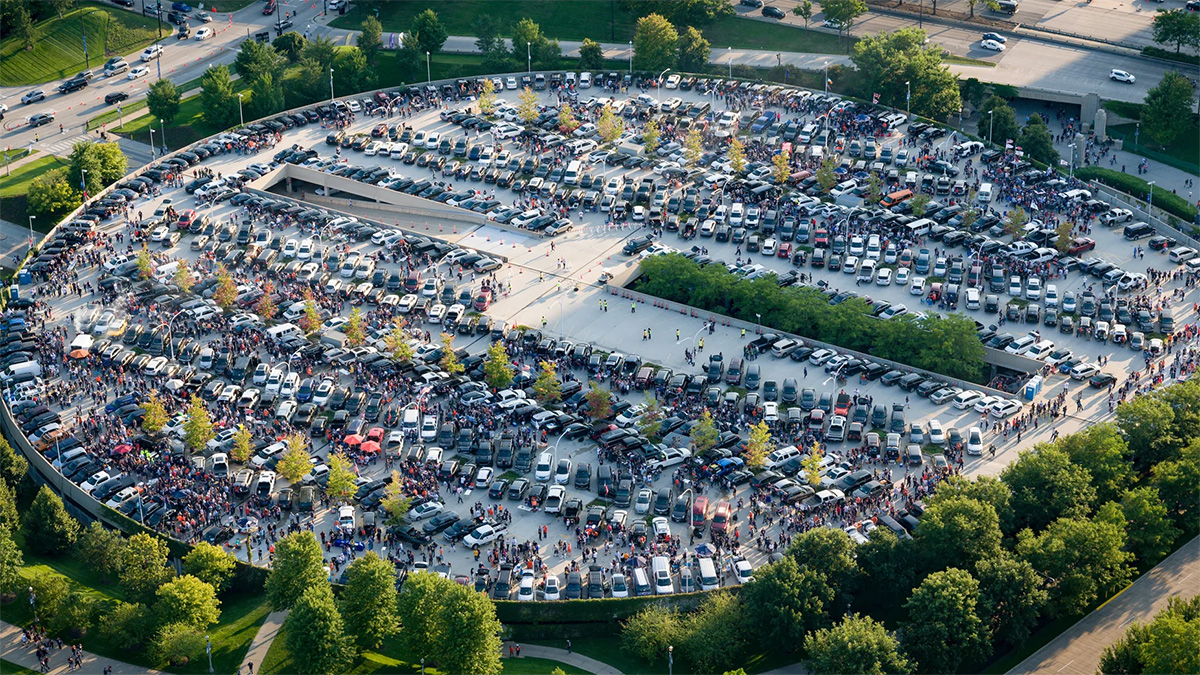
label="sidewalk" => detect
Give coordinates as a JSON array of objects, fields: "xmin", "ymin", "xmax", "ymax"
[
  {"xmin": 237, "ymin": 610, "xmax": 288, "ymax": 675},
  {"xmin": 1008, "ymin": 535, "xmax": 1200, "ymax": 675},
  {"xmin": 504, "ymin": 643, "xmax": 624, "ymax": 675},
  {"xmin": 0, "ymin": 620, "xmax": 164, "ymax": 675}
]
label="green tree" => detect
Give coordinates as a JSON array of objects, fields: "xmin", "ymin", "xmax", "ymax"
[
  {"xmin": 792, "ymin": 0, "xmax": 814, "ymax": 28},
  {"xmin": 473, "ymin": 15, "xmax": 507, "ymax": 70},
  {"xmin": 864, "ymin": 172, "xmax": 885, "ymax": 204},
  {"xmin": 0, "ymin": 525, "xmax": 24, "ymax": 595},
  {"xmin": 583, "ymin": 381, "xmax": 611, "ymax": 421},
  {"xmin": 1050, "ymin": 424, "xmax": 1131, "ymax": 505},
  {"xmin": 0, "ymin": 437, "xmax": 28, "ymax": 490},
  {"xmin": 902, "ymin": 568, "xmax": 991, "ymax": 673},
  {"xmin": 517, "ymin": 86, "xmax": 540, "ymax": 124},
  {"xmin": 558, "ymin": 102, "xmax": 579, "ymax": 134},
  {"xmin": 182, "ymin": 542, "xmax": 235, "ymax": 593},
  {"xmin": 851, "ymin": 27, "xmax": 959, "ymax": 119},
  {"xmin": 858, "ymin": 530, "xmax": 921, "ymax": 609},
  {"xmin": 0, "ymin": 483, "xmax": 18, "ymax": 533},
  {"xmin": 483, "ymin": 340, "xmax": 513, "ymax": 390},
  {"xmin": 140, "ymin": 391, "xmax": 169, "ymax": 435},
  {"xmin": 975, "ymin": 553, "xmax": 1048, "ymax": 647},
  {"xmin": 806, "ymin": 614, "xmax": 911, "ymax": 675},
  {"xmin": 155, "ymin": 575, "xmax": 220, "ymax": 630},
  {"xmin": 120, "ymin": 533, "xmax": 174, "ymax": 604},
  {"xmin": 677, "ymin": 26, "xmax": 710, "ymax": 72},
  {"xmin": 67, "ymin": 139, "xmax": 125, "ymax": 189},
  {"xmin": 1016, "ymin": 508, "xmax": 1134, "ymax": 617},
  {"xmin": 273, "ymin": 31, "xmax": 306, "ymax": 63},
  {"xmin": 172, "ymin": 260, "xmax": 194, "ymax": 293},
  {"xmin": 212, "ymin": 265, "xmax": 237, "ymax": 310},
  {"xmin": 266, "ymin": 532, "xmax": 327, "ymax": 610},
  {"xmin": 727, "ymin": 136, "xmax": 746, "ymax": 173},
  {"xmin": 1117, "ymin": 387, "xmax": 1188, "ymax": 473},
  {"xmin": 510, "ymin": 17, "xmax": 547, "ymax": 65},
  {"xmin": 24, "ymin": 486, "xmax": 79, "ymax": 555},
  {"xmin": 579, "ymin": 37, "xmax": 605, "ymax": 71},
  {"xmin": 633, "ymin": 13, "xmax": 678, "ymax": 72},
  {"xmin": 99, "ymin": 602, "xmax": 156, "ymax": 651},
  {"xmin": 533, "ymin": 360, "xmax": 562, "ymax": 404},
  {"xmin": 146, "ymin": 78, "xmax": 181, "ymax": 124},
  {"xmin": 929, "ymin": 475, "xmax": 1014, "ymax": 535},
  {"xmin": 691, "ymin": 409, "xmax": 719, "ymax": 453},
  {"xmin": 1018, "ymin": 115, "xmax": 1059, "ymax": 166},
  {"xmin": 439, "ymin": 332, "xmax": 463, "ymax": 375},
  {"xmin": 74, "ymin": 521, "xmax": 124, "ymax": 583},
  {"xmin": 597, "ymin": 104, "xmax": 625, "ymax": 144},
  {"xmin": 411, "ymin": 8, "xmax": 448, "ymax": 56},
  {"xmin": 642, "ymin": 118, "xmax": 662, "ymax": 155},
  {"xmin": 340, "ymin": 553, "xmax": 398, "ymax": 649},
  {"xmin": 477, "ymin": 77, "xmax": 497, "ymax": 116},
  {"xmin": 741, "ymin": 556, "xmax": 835, "ymax": 646},
  {"xmin": 381, "ymin": 471, "xmax": 413, "ymax": 526},
  {"xmin": 28, "ymin": 572, "xmax": 70, "ymax": 626},
  {"xmin": 153, "ymin": 622, "xmax": 206, "ymax": 668},
  {"xmin": 1152, "ymin": 438, "xmax": 1199, "ymax": 530},
  {"xmin": 1099, "ymin": 596, "xmax": 1200, "ymax": 675},
  {"xmin": 230, "ymin": 424, "xmax": 252, "ymax": 464},
  {"xmin": 960, "ymin": 77, "xmax": 988, "ymax": 108},
  {"xmin": 250, "ymin": 72, "xmax": 285, "ymax": 119},
  {"xmin": 1121, "ymin": 486, "xmax": 1180, "ymax": 564},
  {"xmin": 334, "ymin": 46, "xmax": 374, "ymax": 95},
  {"xmin": 6, "ymin": 1, "xmax": 34, "ymax": 51},
  {"xmin": 397, "ymin": 571, "xmax": 502, "ymax": 674},
  {"xmin": 681, "ymin": 591, "xmax": 750, "ymax": 673},
  {"xmin": 27, "ymin": 168, "xmax": 81, "ymax": 219},
  {"xmin": 1141, "ymin": 71, "xmax": 1195, "ymax": 148},
  {"xmin": 772, "ymin": 148, "xmax": 792, "ymax": 185},
  {"xmin": 978, "ymin": 96, "xmax": 1020, "ymax": 145},
  {"xmin": 344, "ymin": 307, "xmax": 365, "ymax": 347},
  {"xmin": 233, "ymin": 38, "xmax": 284, "ymax": 81},
  {"xmin": 182, "ymin": 395, "xmax": 214, "ymax": 454},
  {"xmin": 380, "ymin": 317, "xmax": 410, "ymax": 362},
  {"xmin": 287, "ymin": 583, "xmax": 351, "ymax": 675},
  {"xmin": 744, "ymin": 420, "xmax": 774, "ymax": 470},
  {"xmin": 914, "ymin": 495, "xmax": 1002, "ymax": 572},
  {"xmin": 823, "ymin": 0, "xmax": 868, "ymax": 42},
  {"xmin": 326, "ymin": 453, "xmax": 358, "ymax": 504},
  {"xmin": 1151, "ymin": 9, "xmax": 1200, "ymax": 53},
  {"xmin": 684, "ymin": 127, "xmax": 704, "ymax": 164},
  {"xmin": 787, "ymin": 527, "xmax": 859, "ymax": 611},
  {"xmin": 357, "ymin": 15, "xmax": 383, "ymax": 65},
  {"xmin": 276, "ymin": 434, "xmax": 311, "ymax": 484},
  {"xmin": 1001, "ymin": 445, "xmax": 1096, "ymax": 532},
  {"xmin": 815, "ymin": 154, "xmax": 839, "ymax": 192},
  {"xmin": 136, "ymin": 248, "xmax": 153, "ymax": 280},
  {"xmin": 621, "ymin": 605, "xmax": 684, "ymax": 663},
  {"xmin": 200, "ymin": 65, "xmax": 239, "ymax": 130}
]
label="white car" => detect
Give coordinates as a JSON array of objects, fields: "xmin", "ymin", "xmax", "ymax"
[
  {"xmin": 909, "ymin": 277, "xmax": 926, "ymax": 296},
  {"xmin": 406, "ymin": 500, "xmax": 444, "ymax": 521},
  {"xmin": 1110, "ymin": 69, "xmax": 1135, "ymax": 84},
  {"xmin": 728, "ymin": 557, "xmax": 754, "ymax": 584},
  {"xmin": 1070, "ymin": 363, "xmax": 1100, "ymax": 380},
  {"xmin": 544, "ymin": 485, "xmax": 567, "ymax": 514},
  {"xmin": 543, "ymin": 575, "xmax": 561, "ymax": 600},
  {"xmin": 980, "ymin": 39, "xmax": 1005, "ymax": 51},
  {"xmin": 652, "ymin": 516, "xmax": 670, "ymax": 539},
  {"xmin": 989, "ymin": 399, "xmax": 1022, "ymax": 418},
  {"xmin": 952, "ymin": 390, "xmax": 983, "ymax": 409},
  {"xmin": 474, "ymin": 466, "xmax": 494, "ymax": 488},
  {"xmin": 1044, "ymin": 349, "xmax": 1074, "ymax": 367},
  {"xmin": 505, "ymin": 77, "xmax": 518, "ymax": 89},
  {"xmin": 194, "ymin": 27, "xmax": 213, "ymax": 40},
  {"xmin": 974, "ymin": 395, "xmax": 1002, "ymax": 413},
  {"xmin": 141, "ymin": 45, "xmax": 163, "ymax": 61},
  {"xmin": 553, "ymin": 458, "xmax": 572, "ymax": 485},
  {"xmin": 927, "ymin": 420, "xmax": 946, "ymax": 445},
  {"xmin": 128, "ymin": 67, "xmax": 150, "ymax": 80},
  {"xmin": 648, "ymin": 447, "xmax": 692, "ymax": 470},
  {"xmin": 463, "ymin": 523, "xmax": 506, "ymax": 548},
  {"xmin": 634, "ymin": 488, "xmax": 653, "ymax": 515},
  {"xmin": 966, "ymin": 427, "xmax": 984, "ymax": 456}
]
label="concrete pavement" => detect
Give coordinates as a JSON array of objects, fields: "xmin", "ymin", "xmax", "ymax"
[
  {"xmin": 1008, "ymin": 535, "xmax": 1200, "ymax": 675},
  {"xmin": 238, "ymin": 609, "xmax": 288, "ymax": 675},
  {"xmin": 505, "ymin": 643, "xmax": 623, "ymax": 675},
  {"xmin": 0, "ymin": 620, "xmax": 165, "ymax": 675}
]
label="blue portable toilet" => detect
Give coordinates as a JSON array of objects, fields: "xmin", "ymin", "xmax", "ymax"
[
  {"xmin": 17, "ymin": 270, "xmax": 31, "ymax": 285},
  {"xmin": 8, "ymin": 285, "xmax": 18, "ymax": 302},
  {"xmin": 1023, "ymin": 375, "xmax": 1043, "ymax": 401}
]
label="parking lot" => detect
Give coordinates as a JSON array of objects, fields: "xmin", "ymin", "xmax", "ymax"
[{"xmin": 6, "ymin": 71, "xmax": 1199, "ymax": 600}]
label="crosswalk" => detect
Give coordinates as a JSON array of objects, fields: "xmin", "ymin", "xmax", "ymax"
[{"xmin": 36, "ymin": 132, "xmax": 90, "ymax": 158}]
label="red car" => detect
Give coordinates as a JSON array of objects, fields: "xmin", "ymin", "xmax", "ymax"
[
  {"xmin": 778, "ymin": 242, "xmax": 792, "ymax": 258},
  {"xmin": 261, "ymin": 1, "xmax": 274, "ymax": 14},
  {"xmin": 371, "ymin": 123, "xmax": 388, "ymax": 138},
  {"xmin": 473, "ymin": 289, "xmax": 492, "ymax": 311},
  {"xmin": 1067, "ymin": 237, "xmax": 1096, "ymax": 255},
  {"xmin": 176, "ymin": 209, "xmax": 197, "ymax": 230}
]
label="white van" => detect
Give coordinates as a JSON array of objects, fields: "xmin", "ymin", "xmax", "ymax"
[
  {"xmin": 809, "ymin": 145, "xmax": 824, "ymax": 161},
  {"xmin": 632, "ymin": 567, "xmax": 652, "ymax": 596},
  {"xmin": 697, "ymin": 557, "xmax": 719, "ymax": 591},
  {"xmin": 799, "ymin": 123, "xmax": 818, "ymax": 143},
  {"xmin": 1026, "ymin": 340, "xmax": 1055, "ymax": 360},
  {"xmin": 830, "ymin": 180, "xmax": 857, "ymax": 197},
  {"xmin": 265, "ymin": 323, "xmax": 302, "ymax": 342},
  {"xmin": 904, "ymin": 218, "xmax": 935, "ymax": 238},
  {"xmin": 764, "ymin": 445, "xmax": 801, "ymax": 470},
  {"xmin": 401, "ymin": 406, "xmax": 420, "ymax": 433},
  {"xmin": 535, "ymin": 451, "xmax": 553, "ymax": 482},
  {"xmin": 965, "ymin": 287, "xmax": 981, "ymax": 310},
  {"xmin": 282, "ymin": 301, "xmax": 307, "ymax": 322},
  {"xmin": 652, "ymin": 556, "xmax": 674, "ymax": 595},
  {"xmin": 729, "ymin": 202, "xmax": 745, "ymax": 226},
  {"xmin": 977, "ymin": 183, "xmax": 993, "ymax": 204},
  {"xmin": 4, "ymin": 361, "xmax": 43, "ymax": 380},
  {"xmin": 564, "ymin": 160, "xmax": 582, "ymax": 185},
  {"xmin": 153, "ymin": 260, "xmax": 181, "ymax": 282}
]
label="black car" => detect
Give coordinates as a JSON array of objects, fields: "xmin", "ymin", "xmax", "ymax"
[{"xmin": 762, "ymin": 5, "xmax": 786, "ymax": 18}]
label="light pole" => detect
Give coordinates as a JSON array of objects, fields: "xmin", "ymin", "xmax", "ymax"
[
  {"xmin": 727, "ymin": 46, "xmax": 732, "ymax": 78},
  {"xmin": 755, "ymin": 312, "xmax": 761, "ymax": 335},
  {"xmin": 1134, "ymin": 121, "xmax": 1140, "ymax": 150},
  {"xmin": 80, "ymin": 168, "xmax": 88, "ymax": 198},
  {"xmin": 148, "ymin": 127, "xmax": 155, "ymax": 158},
  {"xmin": 657, "ymin": 68, "xmax": 670, "ymax": 102},
  {"xmin": 237, "ymin": 93, "xmax": 244, "ymax": 127},
  {"xmin": 668, "ymin": 646, "xmax": 674, "ymax": 675},
  {"xmin": 1147, "ymin": 181, "xmax": 1156, "ymax": 218},
  {"xmin": 1068, "ymin": 143, "xmax": 1075, "ymax": 179},
  {"xmin": 527, "ymin": 42, "xmax": 531, "ymax": 74},
  {"xmin": 329, "ymin": 67, "xmax": 335, "ymax": 104},
  {"xmin": 206, "ymin": 635, "xmax": 213, "ymax": 673},
  {"xmin": 27, "ymin": 215, "xmax": 35, "ymax": 251},
  {"xmin": 988, "ymin": 110, "xmax": 994, "ymax": 145},
  {"xmin": 823, "ymin": 61, "xmax": 830, "ymax": 94},
  {"xmin": 160, "ymin": 118, "xmax": 166, "ymax": 154},
  {"xmin": 29, "ymin": 586, "xmax": 36, "ymax": 624},
  {"xmin": 905, "ymin": 80, "xmax": 911, "ymax": 119},
  {"xmin": 628, "ymin": 41, "xmax": 632, "ymax": 74}
]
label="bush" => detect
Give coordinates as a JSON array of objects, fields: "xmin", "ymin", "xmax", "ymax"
[
  {"xmin": 153, "ymin": 622, "xmax": 206, "ymax": 667},
  {"xmin": 1142, "ymin": 46, "xmax": 1200, "ymax": 66},
  {"xmin": 100, "ymin": 602, "xmax": 157, "ymax": 651},
  {"xmin": 1074, "ymin": 167, "xmax": 1198, "ymax": 222}
]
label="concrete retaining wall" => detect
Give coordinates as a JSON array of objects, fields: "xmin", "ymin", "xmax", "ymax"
[{"xmin": 1087, "ymin": 181, "xmax": 1200, "ymax": 250}]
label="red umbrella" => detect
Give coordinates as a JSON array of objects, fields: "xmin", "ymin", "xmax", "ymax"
[
  {"xmin": 343, "ymin": 434, "xmax": 363, "ymax": 445},
  {"xmin": 359, "ymin": 440, "xmax": 381, "ymax": 454},
  {"xmin": 112, "ymin": 443, "xmax": 133, "ymax": 455}
]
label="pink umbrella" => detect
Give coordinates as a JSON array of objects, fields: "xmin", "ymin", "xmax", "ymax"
[
  {"xmin": 112, "ymin": 443, "xmax": 133, "ymax": 455},
  {"xmin": 359, "ymin": 441, "xmax": 381, "ymax": 454},
  {"xmin": 343, "ymin": 434, "xmax": 363, "ymax": 445}
]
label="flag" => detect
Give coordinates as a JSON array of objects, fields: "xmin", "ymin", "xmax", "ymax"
[
  {"xmin": 826, "ymin": 78, "xmax": 833, "ymax": 87},
  {"xmin": 872, "ymin": 93, "xmax": 880, "ymax": 104}
]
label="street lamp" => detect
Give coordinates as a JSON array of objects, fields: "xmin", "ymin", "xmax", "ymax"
[
  {"xmin": 26, "ymin": 215, "xmax": 34, "ymax": 251},
  {"xmin": 823, "ymin": 60, "xmax": 830, "ymax": 94},
  {"xmin": 727, "ymin": 46, "xmax": 732, "ymax": 78},
  {"xmin": 527, "ymin": 42, "xmax": 531, "ymax": 74},
  {"xmin": 628, "ymin": 41, "xmax": 633, "ymax": 74},
  {"xmin": 1147, "ymin": 181, "xmax": 1156, "ymax": 217},
  {"xmin": 668, "ymin": 646, "xmax": 674, "ymax": 675},
  {"xmin": 148, "ymin": 127, "xmax": 155, "ymax": 158},
  {"xmin": 206, "ymin": 635, "xmax": 213, "ymax": 674},
  {"xmin": 237, "ymin": 93, "xmax": 244, "ymax": 127},
  {"xmin": 426, "ymin": 51, "xmax": 431, "ymax": 84},
  {"xmin": 988, "ymin": 110, "xmax": 994, "ymax": 145},
  {"xmin": 1068, "ymin": 143, "xmax": 1076, "ymax": 179},
  {"xmin": 330, "ymin": 67, "xmax": 335, "ymax": 104},
  {"xmin": 1134, "ymin": 121, "xmax": 1140, "ymax": 150},
  {"xmin": 657, "ymin": 68, "xmax": 670, "ymax": 102},
  {"xmin": 29, "ymin": 586, "xmax": 36, "ymax": 624},
  {"xmin": 755, "ymin": 312, "xmax": 761, "ymax": 335},
  {"xmin": 905, "ymin": 80, "xmax": 911, "ymax": 119},
  {"xmin": 160, "ymin": 118, "xmax": 166, "ymax": 154},
  {"xmin": 80, "ymin": 168, "xmax": 88, "ymax": 199}
]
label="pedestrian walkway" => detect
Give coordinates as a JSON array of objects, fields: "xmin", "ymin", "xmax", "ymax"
[
  {"xmin": 503, "ymin": 642, "xmax": 624, "ymax": 675},
  {"xmin": 237, "ymin": 609, "xmax": 288, "ymax": 675},
  {"xmin": 0, "ymin": 620, "xmax": 164, "ymax": 675},
  {"xmin": 761, "ymin": 662, "xmax": 810, "ymax": 675},
  {"xmin": 1008, "ymin": 535, "xmax": 1200, "ymax": 675}
]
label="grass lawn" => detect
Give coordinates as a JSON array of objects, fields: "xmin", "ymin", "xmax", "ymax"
[
  {"xmin": 203, "ymin": 0, "xmax": 257, "ymax": 11},
  {"xmin": 113, "ymin": 78, "xmax": 253, "ymax": 149},
  {"xmin": 2, "ymin": 149, "xmax": 37, "ymax": 163},
  {"xmin": 170, "ymin": 593, "xmax": 272, "ymax": 675},
  {"xmin": 0, "ymin": 2, "xmax": 164, "ymax": 87},
  {"xmin": 87, "ymin": 74, "xmax": 208, "ymax": 131},
  {"xmin": 1107, "ymin": 121, "xmax": 1200, "ymax": 175},
  {"xmin": 332, "ymin": 1, "xmax": 849, "ymax": 54},
  {"xmin": 0, "ymin": 659, "xmax": 40, "ymax": 675},
  {"xmin": 527, "ymin": 638, "xmax": 656, "ymax": 675},
  {"xmin": 0, "ymin": 156, "xmax": 67, "ymax": 198},
  {"xmin": 942, "ymin": 53, "xmax": 996, "ymax": 67},
  {"xmin": 263, "ymin": 624, "xmax": 591, "ymax": 675}
]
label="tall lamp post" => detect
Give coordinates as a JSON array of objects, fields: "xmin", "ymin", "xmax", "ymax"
[
  {"xmin": 329, "ymin": 67, "xmax": 335, "ymax": 104},
  {"xmin": 80, "ymin": 168, "xmax": 88, "ymax": 199},
  {"xmin": 1147, "ymin": 181, "xmax": 1156, "ymax": 218},
  {"xmin": 26, "ymin": 215, "xmax": 34, "ymax": 252},
  {"xmin": 426, "ymin": 52, "xmax": 431, "ymax": 83},
  {"xmin": 905, "ymin": 80, "xmax": 911, "ymax": 119},
  {"xmin": 1134, "ymin": 121, "xmax": 1140, "ymax": 150},
  {"xmin": 29, "ymin": 586, "xmax": 36, "ymax": 624},
  {"xmin": 206, "ymin": 635, "xmax": 213, "ymax": 673},
  {"xmin": 628, "ymin": 41, "xmax": 633, "ymax": 74},
  {"xmin": 727, "ymin": 46, "xmax": 732, "ymax": 78},
  {"xmin": 148, "ymin": 127, "xmax": 155, "ymax": 158},
  {"xmin": 160, "ymin": 118, "xmax": 166, "ymax": 155},
  {"xmin": 527, "ymin": 42, "xmax": 531, "ymax": 73},
  {"xmin": 988, "ymin": 110, "xmax": 995, "ymax": 145},
  {"xmin": 668, "ymin": 646, "xmax": 674, "ymax": 675},
  {"xmin": 657, "ymin": 68, "xmax": 670, "ymax": 102},
  {"xmin": 237, "ymin": 93, "xmax": 244, "ymax": 127}
]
